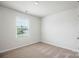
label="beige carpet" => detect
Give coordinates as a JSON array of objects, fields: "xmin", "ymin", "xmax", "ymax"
[{"xmin": 0, "ymin": 42, "xmax": 79, "ymax": 58}]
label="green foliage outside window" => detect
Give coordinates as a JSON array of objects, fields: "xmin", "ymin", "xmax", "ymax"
[{"xmin": 17, "ymin": 25, "xmax": 28, "ymax": 35}]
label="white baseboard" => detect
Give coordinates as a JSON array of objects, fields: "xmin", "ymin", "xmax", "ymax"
[
  {"xmin": 0, "ymin": 41, "xmax": 39, "ymax": 53},
  {"xmin": 41, "ymin": 40, "xmax": 79, "ymax": 53},
  {"xmin": 1, "ymin": 40, "xmax": 79, "ymax": 53}
]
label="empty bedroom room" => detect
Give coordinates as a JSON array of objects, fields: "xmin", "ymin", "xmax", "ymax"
[{"xmin": 0, "ymin": 0, "xmax": 79, "ymax": 58}]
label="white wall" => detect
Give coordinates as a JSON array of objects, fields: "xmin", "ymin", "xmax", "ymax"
[
  {"xmin": 41, "ymin": 8, "xmax": 78, "ymax": 52},
  {"xmin": 0, "ymin": 5, "xmax": 79, "ymax": 53},
  {"xmin": 0, "ymin": 6, "xmax": 41, "ymax": 53},
  {"xmin": 76, "ymin": 7, "xmax": 79, "ymax": 52}
]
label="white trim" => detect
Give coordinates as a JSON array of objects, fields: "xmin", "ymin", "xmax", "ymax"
[
  {"xmin": 41, "ymin": 40, "xmax": 79, "ymax": 53},
  {"xmin": 1, "ymin": 40, "xmax": 79, "ymax": 53},
  {"xmin": 0, "ymin": 41, "xmax": 39, "ymax": 53}
]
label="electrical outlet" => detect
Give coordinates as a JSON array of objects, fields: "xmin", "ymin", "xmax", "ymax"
[{"xmin": 77, "ymin": 37, "xmax": 79, "ymax": 39}]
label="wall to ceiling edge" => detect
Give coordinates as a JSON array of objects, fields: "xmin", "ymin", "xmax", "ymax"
[
  {"xmin": 0, "ymin": 4, "xmax": 79, "ymax": 53},
  {"xmin": 0, "ymin": 6, "xmax": 41, "ymax": 53},
  {"xmin": 41, "ymin": 8, "xmax": 79, "ymax": 53}
]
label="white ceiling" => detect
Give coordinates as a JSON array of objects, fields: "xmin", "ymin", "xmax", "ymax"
[{"xmin": 0, "ymin": 1, "xmax": 79, "ymax": 18}]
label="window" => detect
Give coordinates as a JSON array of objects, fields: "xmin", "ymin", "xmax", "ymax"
[{"xmin": 16, "ymin": 16, "xmax": 29, "ymax": 38}]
